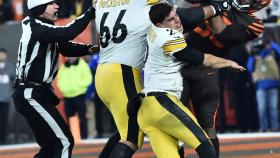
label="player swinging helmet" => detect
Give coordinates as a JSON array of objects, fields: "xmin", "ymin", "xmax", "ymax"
[{"xmin": 232, "ymin": 0, "xmax": 271, "ymax": 13}]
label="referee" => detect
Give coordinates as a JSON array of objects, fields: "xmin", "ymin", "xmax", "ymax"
[{"xmin": 12, "ymin": 0, "xmax": 98, "ymax": 158}]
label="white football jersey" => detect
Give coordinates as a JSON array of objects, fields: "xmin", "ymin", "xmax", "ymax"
[
  {"xmin": 95, "ymin": 0, "xmax": 159, "ymax": 71},
  {"xmin": 143, "ymin": 25, "xmax": 187, "ymax": 98}
]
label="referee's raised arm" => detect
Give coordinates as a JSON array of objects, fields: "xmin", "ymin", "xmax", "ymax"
[{"xmin": 30, "ymin": 6, "xmax": 95, "ymax": 42}]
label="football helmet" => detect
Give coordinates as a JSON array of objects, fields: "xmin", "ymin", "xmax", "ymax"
[{"xmin": 232, "ymin": 0, "xmax": 271, "ymax": 13}]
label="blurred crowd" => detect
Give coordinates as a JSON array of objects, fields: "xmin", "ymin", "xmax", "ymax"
[
  {"xmin": 1, "ymin": 0, "xmax": 280, "ymax": 145},
  {"xmin": 0, "ymin": 0, "xmax": 92, "ymax": 24},
  {"xmin": 1, "ymin": 0, "xmax": 280, "ymax": 23}
]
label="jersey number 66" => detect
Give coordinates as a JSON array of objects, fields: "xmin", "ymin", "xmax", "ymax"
[{"xmin": 100, "ymin": 10, "xmax": 128, "ymax": 48}]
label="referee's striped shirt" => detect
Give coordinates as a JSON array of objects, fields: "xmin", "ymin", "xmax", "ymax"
[{"xmin": 16, "ymin": 6, "xmax": 95, "ymax": 84}]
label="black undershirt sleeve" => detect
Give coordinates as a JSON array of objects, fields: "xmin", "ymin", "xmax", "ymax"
[{"xmin": 173, "ymin": 45, "xmax": 204, "ymax": 65}]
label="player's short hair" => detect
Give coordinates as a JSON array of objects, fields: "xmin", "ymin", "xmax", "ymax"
[
  {"xmin": 0, "ymin": 48, "xmax": 7, "ymax": 54},
  {"xmin": 149, "ymin": 3, "xmax": 173, "ymax": 25}
]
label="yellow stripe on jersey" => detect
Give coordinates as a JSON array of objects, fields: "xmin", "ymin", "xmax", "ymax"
[
  {"xmin": 164, "ymin": 38, "xmax": 185, "ymax": 45},
  {"xmin": 147, "ymin": 0, "xmax": 160, "ymax": 5},
  {"xmin": 163, "ymin": 39, "xmax": 187, "ymax": 54}
]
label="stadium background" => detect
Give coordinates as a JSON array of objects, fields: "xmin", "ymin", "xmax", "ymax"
[{"xmin": 1, "ymin": 0, "xmax": 280, "ymax": 157}]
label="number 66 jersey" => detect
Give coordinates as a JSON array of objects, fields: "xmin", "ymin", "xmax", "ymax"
[
  {"xmin": 95, "ymin": 0, "xmax": 159, "ymax": 71},
  {"xmin": 94, "ymin": 0, "xmax": 159, "ymax": 148}
]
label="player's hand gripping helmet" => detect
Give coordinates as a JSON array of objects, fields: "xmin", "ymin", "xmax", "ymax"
[{"xmin": 232, "ymin": 0, "xmax": 271, "ymax": 13}]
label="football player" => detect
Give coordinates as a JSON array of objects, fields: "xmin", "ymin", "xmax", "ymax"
[
  {"xmin": 94, "ymin": 0, "xmax": 231, "ymax": 157},
  {"xmin": 179, "ymin": 0, "xmax": 271, "ymax": 157},
  {"xmin": 137, "ymin": 3, "xmax": 245, "ymax": 158}
]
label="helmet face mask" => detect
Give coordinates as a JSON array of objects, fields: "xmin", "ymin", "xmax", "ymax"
[{"xmin": 232, "ymin": 0, "xmax": 271, "ymax": 13}]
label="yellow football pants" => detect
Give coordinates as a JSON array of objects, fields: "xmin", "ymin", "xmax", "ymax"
[
  {"xmin": 138, "ymin": 93, "xmax": 209, "ymax": 158},
  {"xmin": 95, "ymin": 63, "xmax": 144, "ymax": 148}
]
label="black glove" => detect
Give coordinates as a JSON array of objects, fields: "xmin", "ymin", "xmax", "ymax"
[
  {"xmin": 209, "ymin": 0, "xmax": 231, "ymax": 15},
  {"xmin": 127, "ymin": 93, "xmax": 144, "ymax": 117}
]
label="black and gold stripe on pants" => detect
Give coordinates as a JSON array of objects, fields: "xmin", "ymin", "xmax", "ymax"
[
  {"xmin": 138, "ymin": 93, "xmax": 209, "ymax": 157},
  {"xmin": 95, "ymin": 63, "xmax": 144, "ymax": 147},
  {"xmin": 155, "ymin": 94, "xmax": 208, "ymax": 143}
]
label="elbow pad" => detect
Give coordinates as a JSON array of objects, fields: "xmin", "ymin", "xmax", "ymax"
[{"xmin": 173, "ymin": 45, "xmax": 204, "ymax": 65}]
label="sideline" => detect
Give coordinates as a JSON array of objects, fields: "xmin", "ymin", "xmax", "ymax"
[{"xmin": 1, "ymin": 132, "xmax": 280, "ymax": 150}]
